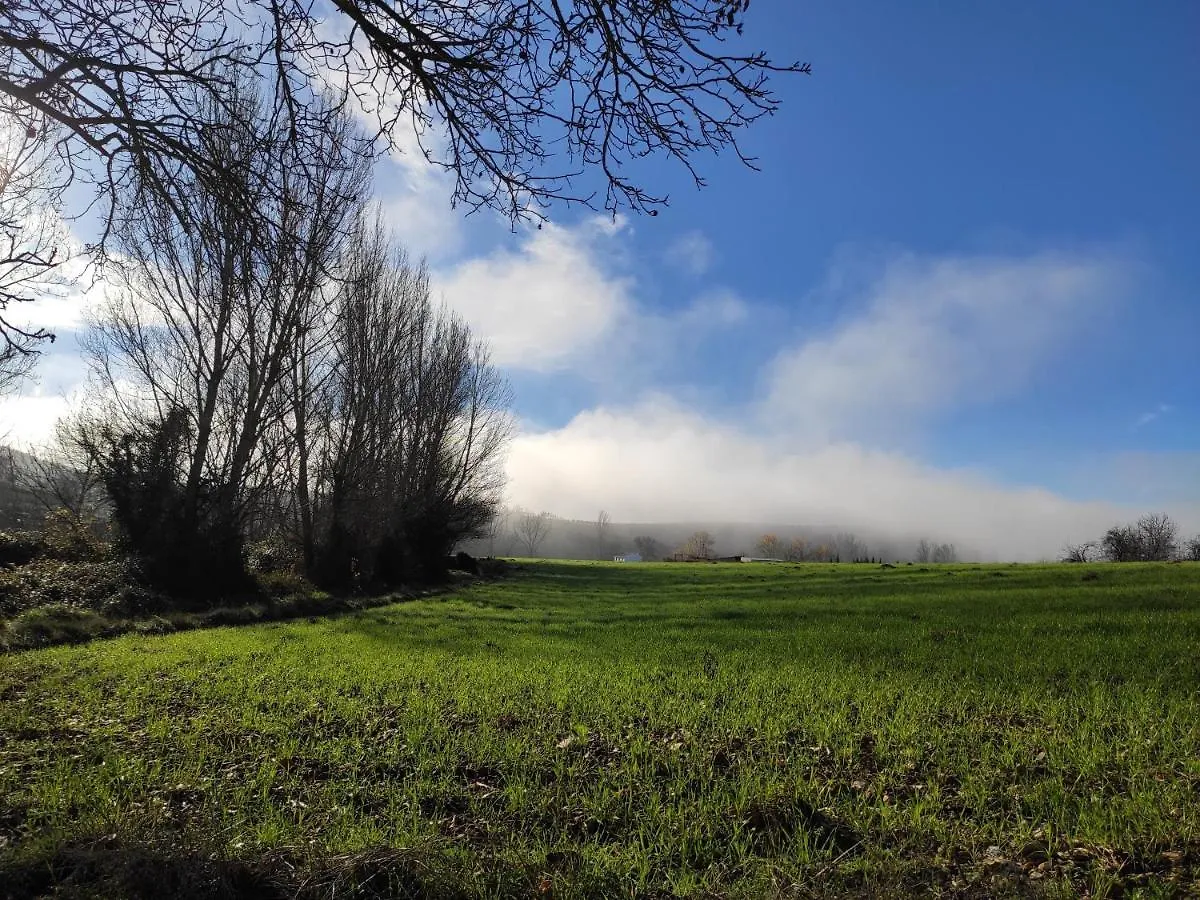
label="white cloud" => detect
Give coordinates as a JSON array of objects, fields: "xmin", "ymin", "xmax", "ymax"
[
  {"xmin": 675, "ymin": 289, "xmax": 749, "ymax": 328},
  {"xmin": 0, "ymin": 211, "xmax": 112, "ymax": 336},
  {"xmin": 5, "ymin": 265, "xmax": 115, "ymax": 335},
  {"xmin": 763, "ymin": 251, "xmax": 1131, "ymax": 441},
  {"xmin": 435, "ymin": 219, "xmax": 633, "ymax": 371},
  {"xmin": 569, "ymin": 287, "xmax": 757, "ymax": 392},
  {"xmin": 1133, "ymin": 403, "xmax": 1172, "ymax": 429},
  {"xmin": 376, "ymin": 148, "xmax": 464, "ymax": 261},
  {"xmin": 0, "ymin": 394, "xmax": 71, "ymax": 446},
  {"xmin": 0, "ymin": 345, "xmax": 92, "ymax": 446},
  {"xmin": 665, "ymin": 230, "xmax": 715, "ymax": 276},
  {"xmin": 504, "ymin": 398, "xmax": 1180, "ymax": 561},
  {"xmin": 495, "ymin": 246, "xmax": 1181, "ymax": 560}
]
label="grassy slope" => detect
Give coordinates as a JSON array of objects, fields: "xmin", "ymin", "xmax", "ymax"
[{"xmin": 1, "ymin": 561, "xmax": 1199, "ymax": 898}]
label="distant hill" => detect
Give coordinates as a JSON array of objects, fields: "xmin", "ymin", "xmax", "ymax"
[{"xmin": 0, "ymin": 445, "xmax": 45, "ymax": 529}]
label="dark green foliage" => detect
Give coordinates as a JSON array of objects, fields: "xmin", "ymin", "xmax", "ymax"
[
  {"xmin": 0, "ymin": 557, "xmax": 156, "ymax": 619},
  {"xmin": 0, "ymin": 512, "xmax": 106, "ymax": 571},
  {"xmin": 4, "ymin": 604, "xmax": 109, "ymax": 647},
  {"xmin": 376, "ymin": 496, "xmax": 495, "ymax": 586},
  {"xmin": 83, "ymin": 409, "xmax": 250, "ymax": 599},
  {"xmin": 314, "ymin": 493, "xmax": 496, "ymax": 591},
  {"xmin": 0, "ymin": 512, "xmax": 159, "ymax": 622},
  {"xmin": 0, "ymin": 531, "xmax": 42, "ymax": 568}
]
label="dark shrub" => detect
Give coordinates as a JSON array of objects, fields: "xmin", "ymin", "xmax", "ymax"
[
  {"xmin": 0, "ymin": 556, "xmax": 161, "ymax": 618},
  {"xmin": 310, "ymin": 521, "xmax": 359, "ymax": 590},
  {"xmin": 246, "ymin": 540, "xmax": 300, "ymax": 574},
  {"xmin": 478, "ymin": 557, "xmax": 512, "ymax": 577},
  {"xmin": 256, "ymin": 569, "xmax": 316, "ymax": 599},
  {"xmin": 0, "ymin": 531, "xmax": 43, "ymax": 568},
  {"xmin": 39, "ymin": 509, "xmax": 110, "ymax": 562},
  {"xmin": 85, "ymin": 409, "xmax": 250, "ymax": 599},
  {"xmin": 4, "ymin": 604, "xmax": 107, "ymax": 648}
]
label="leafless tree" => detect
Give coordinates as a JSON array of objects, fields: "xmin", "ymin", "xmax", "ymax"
[
  {"xmin": 2, "ymin": 1, "xmax": 809, "ymax": 302},
  {"xmin": 835, "ymin": 531, "xmax": 866, "ymax": 562},
  {"xmin": 1101, "ymin": 514, "xmax": 1178, "ymax": 562},
  {"xmin": 1135, "ymin": 513, "xmax": 1177, "ymax": 561},
  {"xmin": 755, "ymin": 533, "xmax": 781, "ymax": 559},
  {"xmin": 0, "ymin": 335, "xmax": 32, "ymax": 395},
  {"xmin": 914, "ymin": 539, "xmax": 932, "ymax": 563},
  {"xmin": 0, "ymin": 111, "xmax": 71, "ymax": 368},
  {"xmin": 1060, "ymin": 541, "xmax": 1097, "ymax": 563},
  {"xmin": 679, "ymin": 530, "xmax": 714, "ymax": 559},
  {"xmin": 485, "ymin": 507, "xmax": 510, "ymax": 557},
  {"xmin": 83, "ymin": 87, "xmax": 368, "ymax": 589},
  {"xmin": 514, "ymin": 510, "xmax": 553, "ymax": 557},
  {"xmin": 3, "ymin": 2, "xmax": 806, "ymax": 220},
  {"xmin": 299, "ymin": 218, "xmax": 512, "ymax": 584},
  {"xmin": 786, "ymin": 536, "xmax": 807, "ymax": 562},
  {"xmin": 595, "ymin": 509, "xmax": 612, "ymax": 559},
  {"xmin": 2, "ymin": 0, "xmax": 808, "ymax": 370},
  {"xmin": 1101, "ymin": 524, "xmax": 1140, "ymax": 563},
  {"xmin": 14, "ymin": 417, "xmax": 105, "ymax": 522},
  {"xmin": 931, "ymin": 542, "xmax": 957, "ymax": 564},
  {"xmin": 0, "ymin": 445, "xmax": 38, "ymax": 527},
  {"xmin": 633, "ymin": 535, "xmax": 661, "ymax": 561},
  {"xmin": 1183, "ymin": 535, "xmax": 1200, "ymax": 562}
]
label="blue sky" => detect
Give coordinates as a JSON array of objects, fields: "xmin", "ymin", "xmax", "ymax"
[{"xmin": 4, "ymin": 1, "xmax": 1198, "ymax": 557}]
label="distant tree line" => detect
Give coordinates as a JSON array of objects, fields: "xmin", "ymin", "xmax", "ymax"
[
  {"xmin": 1063, "ymin": 514, "xmax": 1200, "ymax": 563},
  {"xmin": 455, "ymin": 513, "xmax": 967, "ymax": 564},
  {"xmin": 748, "ymin": 532, "xmax": 956, "ymax": 564},
  {"xmin": 914, "ymin": 539, "xmax": 958, "ymax": 564}
]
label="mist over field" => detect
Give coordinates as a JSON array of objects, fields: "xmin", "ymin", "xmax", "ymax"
[{"xmin": 498, "ymin": 402, "xmax": 1198, "ymax": 562}]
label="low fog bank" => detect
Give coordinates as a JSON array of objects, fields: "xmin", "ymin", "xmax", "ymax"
[
  {"xmin": 466, "ymin": 513, "xmax": 1054, "ymax": 564},
  {"xmin": 465, "ymin": 515, "xmax": 970, "ymax": 564},
  {"xmin": 491, "ymin": 403, "xmax": 1199, "ymax": 563}
]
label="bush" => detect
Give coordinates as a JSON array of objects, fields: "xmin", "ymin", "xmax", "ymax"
[
  {"xmin": 1101, "ymin": 514, "xmax": 1178, "ymax": 562},
  {"xmin": 1183, "ymin": 536, "xmax": 1200, "ymax": 562},
  {"xmin": 246, "ymin": 540, "xmax": 300, "ymax": 575},
  {"xmin": 4, "ymin": 604, "xmax": 108, "ymax": 648},
  {"xmin": 86, "ymin": 410, "xmax": 251, "ymax": 598},
  {"xmin": 38, "ymin": 509, "xmax": 110, "ymax": 562},
  {"xmin": 0, "ymin": 531, "xmax": 43, "ymax": 568},
  {"xmin": 1060, "ymin": 542, "xmax": 1096, "ymax": 564},
  {"xmin": 0, "ymin": 557, "xmax": 160, "ymax": 619},
  {"xmin": 255, "ymin": 568, "xmax": 316, "ymax": 599}
]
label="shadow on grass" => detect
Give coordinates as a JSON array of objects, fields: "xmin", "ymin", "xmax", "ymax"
[
  {"xmin": 0, "ymin": 838, "xmax": 483, "ymax": 900},
  {"xmin": 0, "ymin": 570, "xmax": 510, "ymax": 655}
]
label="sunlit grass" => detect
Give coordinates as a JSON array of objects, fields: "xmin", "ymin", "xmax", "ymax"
[{"xmin": 2, "ymin": 560, "xmax": 1198, "ymax": 897}]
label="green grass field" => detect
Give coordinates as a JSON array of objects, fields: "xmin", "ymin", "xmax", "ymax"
[{"xmin": 2, "ymin": 561, "xmax": 1199, "ymax": 898}]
